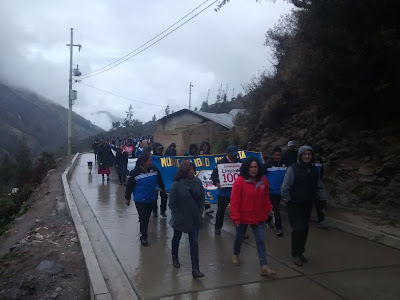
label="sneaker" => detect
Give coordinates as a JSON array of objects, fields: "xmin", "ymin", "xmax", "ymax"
[
  {"xmin": 232, "ymin": 255, "xmax": 240, "ymax": 266},
  {"xmin": 260, "ymin": 265, "xmax": 276, "ymax": 276},
  {"xmin": 205, "ymin": 208, "xmax": 214, "ymax": 214},
  {"xmin": 215, "ymin": 228, "xmax": 221, "ymax": 235},
  {"xmin": 192, "ymin": 269, "xmax": 204, "ymax": 279},
  {"xmin": 160, "ymin": 211, "xmax": 167, "ymax": 218},
  {"xmin": 293, "ymin": 256, "xmax": 303, "ymax": 266},
  {"xmin": 317, "ymin": 221, "xmax": 329, "ymax": 229},
  {"xmin": 276, "ymin": 229, "xmax": 284, "ymax": 237},
  {"xmin": 140, "ymin": 237, "xmax": 148, "ymax": 246},
  {"xmin": 299, "ymin": 254, "xmax": 308, "ymax": 263},
  {"xmin": 172, "ymin": 255, "xmax": 180, "ymax": 268},
  {"xmin": 243, "ymin": 234, "xmax": 250, "ymax": 240}
]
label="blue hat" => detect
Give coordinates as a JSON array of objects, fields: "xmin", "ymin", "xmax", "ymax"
[{"xmin": 227, "ymin": 145, "xmax": 238, "ymax": 156}]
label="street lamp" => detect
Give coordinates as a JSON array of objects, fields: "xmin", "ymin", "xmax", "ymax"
[
  {"xmin": 66, "ymin": 28, "xmax": 82, "ymax": 156},
  {"xmin": 189, "ymin": 82, "xmax": 193, "ymax": 110}
]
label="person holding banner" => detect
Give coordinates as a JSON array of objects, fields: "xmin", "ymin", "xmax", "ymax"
[
  {"xmin": 264, "ymin": 146, "xmax": 287, "ymax": 236},
  {"xmin": 152, "ymin": 142, "xmax": 168, "ymax": 218},
  {"xmin": 125, "ymin": 152, "xmax": 166, "ymax": 246},
  {"xmin": 168, "ymin": 161, "xmax": 205, "ymax": 279},
  {"xmin": 211, "ymin": 145, "xmax": 242, "ymax": 235},
  {"xmin": 199, "ymin": 141, "xmax": 214, "ymax": 215},
  {"xmin": 231, "ymin": 157, "xmax": 276, "ymax": 276}
]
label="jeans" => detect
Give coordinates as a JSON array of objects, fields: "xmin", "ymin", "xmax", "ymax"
[
  {"xmin": 152, "ymin": 191, "xmax": 168, "ymax": 213},
  {"xmin": 215, "ymin": 196, "xmax": 230, "ymax": 230},
  {"xmin": 171, "ymin": 229, "xmax": 199, "ymax": 270},
  {"xmin": 234, "ymin": 223, "xmax": 267, "ymax": 266},
  {"xmin": 135, "ymin": 202, "xmax": 153, "ymax": 239}
]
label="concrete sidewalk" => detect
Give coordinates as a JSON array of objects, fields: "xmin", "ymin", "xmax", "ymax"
[{"xmin": 68, "ymin": 153, "xmax": 400, "ymax": 299}]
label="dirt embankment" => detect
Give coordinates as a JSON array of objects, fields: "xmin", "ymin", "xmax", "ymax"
[
  {"xmin": 255, "ymin": 106, "xmax": 400, "ymax": 225},
  {"xmin": 0, "ymin": 157, "xmax": 89, "ymax": 299}
]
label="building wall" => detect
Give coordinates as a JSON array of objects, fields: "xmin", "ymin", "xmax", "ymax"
[
  {"xmin": 154, "ymin": 121, "xmax": 230, "ymax": 155},
  {"xmin": 159, "ymin": 113, "xmax": 204, "ymax": 131}
]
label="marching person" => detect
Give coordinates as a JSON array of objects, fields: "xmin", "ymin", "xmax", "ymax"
[
  {"xmin": 123, "ymin": 138, "xmax": 135, "ymax": 158},
  {"xmin": 231, "ymin": 157, "xmax": 276, "ymax": 277},
  {"xmin": 211, "ymin": 145, "xmax": 242, "ymax": 235},
  {"xmin": 282, "ymin": 140, "xmax": 298, "ymax": 167},
  {"xmin": 312, "ymin": 144, "xmax": 329, "ymax": 229},
  {"xmin": 152, "ymin": 142, "xmax": 168, "ymax": 217},
  {"xmin": 264, "ymin": 146, "xmax": 287, "ymax": 236},
  {"xmin": 281, "ymin": 145, "xmax": 327, "ymax": 266},
  {"xmin": 92, "ymin": 138, "xmax": 101, "ymax": 161},
  {"xmin": 185, "ymin": 144, "xmax": 198, "ymax": 156},
  {"xmin": 165, "ymin": 143, "xmax": 177, "ymax": 156},
  {"xmin": 97, "ymin": 139, "xmax": 113, "ymax": 182},
  {"xmin": 168, "ymin": 161, "xmax": 205, "ymax": 279},
  {"xmin": 199, "ymin": 141, "xmax": 214, "ymax": 215},
  {"xmin": 135, "ymin": 139, "xmax": 147, "ymax": 158},
  {"xmin": 115, "ymin": 144, "xmax": 128, "ymax": 185},
  {"xmin": 125, "ymin": 152, "xmax": 166, "ymax": 246}
]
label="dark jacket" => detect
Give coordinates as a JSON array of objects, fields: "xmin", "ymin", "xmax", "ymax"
[
  {"xmin": 97, "ymin": 143, "xmax": 114, "ymax": 168},
  {"xmin": 281, "ymin": 146, "xmax": 326, "ymax": 205},
  {"xmin": 115, "ymin": 149, "xmax": 128, "ymax": 176},
  {"xmin": 315, "ymin": 157, "xmax": 324, "ymax": 180},
  {"xmin": 282, "ymin": 149, "xmax": 298, "ymax": 167},
  {"xmin": 92, "ymin": 141, "xmax": 100, "ymax": 154},
  {"xmin": 168, "ymin": 177, "xmax": 205, "ymax": 233},
  {"xmin": 211, "ymin": 155, "xmax": 241, "ymax": 198},
  {"xmin": 125, "ymin": 166, "xmax": 165, "ymax": 203},
  {"xmin": 165, "ymin": 148, "xmax": 177, "ymax": 156}
]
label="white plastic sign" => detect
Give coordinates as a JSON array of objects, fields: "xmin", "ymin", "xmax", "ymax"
[{"xmin": 218, "ymin": 163, "xmax": 242, "ymax": 188}]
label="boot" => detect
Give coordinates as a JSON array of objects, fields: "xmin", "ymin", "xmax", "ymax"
[
  {"xmin": 232, "ymin": 255, "xmax": 240, "ymax": 266},
  {"xmin": 260, "ymin": 265, "xmax": 276, "ymax": 276},
  {"xmin": 172, "ymin": 255, "xmax": 180, "ymax": 268},
  {"xmin": 299, "ymin": 254, "xmax": 308, "ymax": 263},
  {"xmin": 192, "ymin": 269, "xmax": 204, "ymax": 279},
  {"xmin": 292, "ymin": 256, "xmax": 303, "ymax": 266}
]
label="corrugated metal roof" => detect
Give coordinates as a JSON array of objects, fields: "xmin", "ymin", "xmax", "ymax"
[{"xmin": 159, "ymin": 109, "xmax": 234, "ymax": 129}]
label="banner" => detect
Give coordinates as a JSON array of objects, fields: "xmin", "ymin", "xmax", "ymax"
[
  {"xmin": 218, "ymin": 163, "xmax": 242, "ymax": 188},
  {"xmin": 152, "ymin": 150, "xmax": 263, "ymax": 204}
]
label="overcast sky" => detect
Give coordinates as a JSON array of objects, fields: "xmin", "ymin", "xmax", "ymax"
[{"xmin": 0, "ymin": 0, "xmax": 292, "ymax": 130}]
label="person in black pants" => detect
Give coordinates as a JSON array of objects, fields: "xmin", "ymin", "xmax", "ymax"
[
  {"xmin": 264, "ymin": 146, "xmax": 287, "ymax": 236},
  {"xmin": 281, "ymin": 145, "xmax": 327, "ymax": 266},
  {"xmin": 125, "ymin": 152, "xmax": 166, "ymax": 246},
  {"xmin": 211, "ymin": 145, "xmax": 242, "ymax": 236},
  {"xmin": 168, "ymin": 161, "xmax": 205, "ymax": 279}
]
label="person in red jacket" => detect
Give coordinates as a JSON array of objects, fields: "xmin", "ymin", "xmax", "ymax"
[{"xmin": 231, "ymin": 157, "xmax": 276, "ymax": 277}]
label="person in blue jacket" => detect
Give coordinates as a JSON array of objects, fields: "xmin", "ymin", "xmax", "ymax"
[
  {"xmin": 125, "ymin": 152, "xmax": 166, "ymax": 246},
  {"xmin": 264, "ymin": 146, "xmax": 287, "ymax": 236}
]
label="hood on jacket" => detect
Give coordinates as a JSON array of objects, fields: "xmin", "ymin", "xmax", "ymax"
[{"xmin": 297, "ymin": 145, "xmax": 316, "ymax": 164}]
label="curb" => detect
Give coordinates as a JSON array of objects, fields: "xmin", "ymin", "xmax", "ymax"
[
  {"xmin": 279, "ymin": 204, "xmax": 400, "ymax": 251},
  {"xmin": 324, "ymin": 215, "xmax": 400, "ymax": 251},
  {"xmin": 62, "ymin": 154, "xmax": 112, "ymax": 300}
]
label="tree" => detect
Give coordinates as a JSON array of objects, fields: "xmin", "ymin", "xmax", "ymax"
[
  {"xmin": 165, "ymin": 105, "xmax": 170, "ymax": 116},
  {"xmin": 124, "ymin": 105, "xmax": 134, "ymax": 126},
  {"xmin": 194, "ymin": 107, "xmax": 198, "ymax": 111},
  {"xmin": 111, "ymin": 121, "xmax": 120, "ymax": 130},
  {"xmin": 200, "ymin": 101, "xmax": 209, "ymax": 112},
  {"xmin": 151, "ymin": 115, "xmax": 157, "ymax": 122}
]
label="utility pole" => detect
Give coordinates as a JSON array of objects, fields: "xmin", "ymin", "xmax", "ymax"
[
  {"xmin": 189, "ymin": 82, "xmax": 193, "ymax": 110},
  {"xmin": 206, "ymin": 88, "xmax": 210, "ymax": 104},
  {"xmin": 66, "ymin": 28, "xmax": 82, "ymax": 156}
]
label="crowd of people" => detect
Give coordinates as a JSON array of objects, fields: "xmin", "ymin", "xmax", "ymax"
[{"xmin": 91, "ymin": 137, "xmax": 328, "ymax": 278}]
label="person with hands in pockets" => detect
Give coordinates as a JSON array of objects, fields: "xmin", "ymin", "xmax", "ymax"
[
  {"xmin": 281, "ymin": 145, "xmax": 327, "ymax": 266},
  {"xmin": 230, "ymin": 157, "xmax": 277, "ymax": 277}
]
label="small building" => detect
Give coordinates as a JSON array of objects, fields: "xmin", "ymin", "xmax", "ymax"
[{"xmin": 154, "ymin": 109, "xmax": 237, "ymax": 155}]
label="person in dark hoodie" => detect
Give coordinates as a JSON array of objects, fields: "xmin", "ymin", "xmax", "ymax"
[
  {"xmin": 115, "ymin": 144, "xmax": 128, "ymax": 185},
  {"xmin": 281, "ymin": 145, "xmax": 327, "ymax": 266},
  {"xmin": 264, "ymin": 146, "xmax": 287, "ymax": 236},
  {"xmin": 125, "ymin": 152, "xmax": 166, "ymax": 246},
  {"xmin": 211, "ymin": 145, "xmax": 242, "ymax": 236},
  {"xmin": 165, "ymin": 143, "xmax": 177, "ymax": 156},
  {"xmin": 168, "ymin": 161, "xmax": 205, "ymax": 279},
  {"xmin": 97, "ymin": 139, "xmax": 114, "ymax": 182},
  {"xmin": 282, "ymin": 140, "xmax": 298, "ymax": 167},
  {"xmin": 312, "ymin": 144, "xmax": 328, "ymax": 229},
  {"xmin": 152, "ymin": 142, "xmax": 168, "ymax": 217},
  {"xmin": 185, "ymin": 144, "xmax": 198, "ymax": 156}
]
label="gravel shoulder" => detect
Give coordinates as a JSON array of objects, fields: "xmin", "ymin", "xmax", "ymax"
[{"xmin": 0, "ymin": 157, "xmax": 90, "ymax": 300}]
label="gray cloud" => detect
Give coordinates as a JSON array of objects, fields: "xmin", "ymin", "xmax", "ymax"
[{"xmin": 0, "ymin": 0, "xmax": 292, "ymax": 130}]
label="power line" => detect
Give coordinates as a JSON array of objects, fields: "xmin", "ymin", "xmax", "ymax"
[
  {"xmin": 82, "ymin": 0, "xmax": 211, "ymax": 78},
  {"xmin": 79, "ymin": 0, "xmax": 218, "ymax": 80},
  {"xmin": 76, "ymin": 81, "xmax": 187, "ymax": 109}
]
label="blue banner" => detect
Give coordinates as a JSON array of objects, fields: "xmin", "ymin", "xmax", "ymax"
[{"xmin": 152, "ymin": 150, "xmax": 263, "ymax": 204}]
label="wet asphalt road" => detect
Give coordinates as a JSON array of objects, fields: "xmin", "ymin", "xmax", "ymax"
[{"xmin": 71, "ymin": 154, "xmax": 400, "ymax": 299}]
